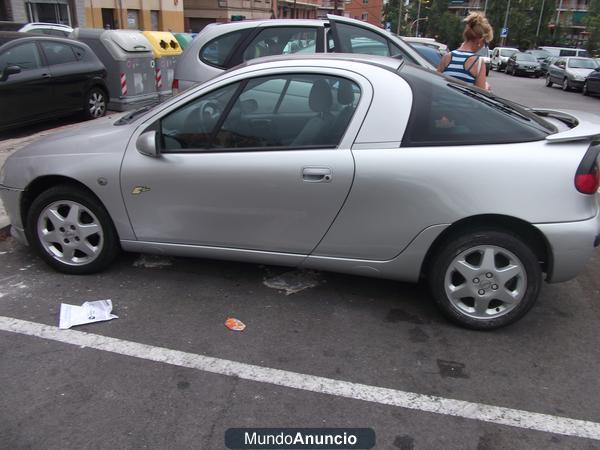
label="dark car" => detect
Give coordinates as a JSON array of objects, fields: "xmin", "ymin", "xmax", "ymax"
[
  {"xmin": 583, "ymin": 66, "xmax": 600, "ymax": 96},
  {"xmin": 409, "ymin": 42, "xmax": 442, "ymax": 67},
  {"xmin": 506, "ymin": 52, "xmax": 542, "ymax": 77},
  {"xmin": 0, "ymin": 32, "xmax": 108, "ymax": 131}
]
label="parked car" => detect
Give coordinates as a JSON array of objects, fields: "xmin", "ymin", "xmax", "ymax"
[
  {"xmin": 0, "ymin": 32, "xmax": 108, "ymax": 131},
  {"xmin": 2, "ymin": 54, "xmax": 599, "ymax": 330},
  {"xmin": 491, "ymin": 46, "xmax": 518, "ymax": 71},
  {"xmin": 546, "ymin": 56, "xmax": 599, "ymax": 91},
  {"xmin": 582, "ymin": 66, "xmax": 600, "ymax": 96},
  {"xmin": 525, "ymin": 49, "xmax": 551, "ymax": 64},
  {"xmin": 538, "ymin": 46, "xmax": 590, "ymax": 58},
  {"xmin": 409, "ymin": 42, "xmax": 442, "ymax": 66},
  {"xmin": 540, "ymin": 55, "xmax": 559, "ymax": 75},
  {"xmin": 0, "ymin": 21, "xmax": 73, "ymax": 36},
  {"xmin": 174, "ymin": 15, "xmax": 433, "ymax": 91},
  {"xmin": 401, "ymin": 36, "xmax": 448, "ymax": 54},
  {"xmin": 505, "ymin": 52, "xmax": 542, "ymax": 77}
]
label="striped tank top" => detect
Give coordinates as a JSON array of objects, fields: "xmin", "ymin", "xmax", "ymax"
[{"xmin": 442, "ymin": 50, "xmax": 479, "ymax": 84}]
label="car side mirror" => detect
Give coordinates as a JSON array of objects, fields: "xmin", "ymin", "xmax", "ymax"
[
  {"xmin": 0, "ymin": 65, "xmax": 21, "ymax": 82},
  {"xmin": 136, "ymin": 131, "xmax": 159, "ymax": 157}
]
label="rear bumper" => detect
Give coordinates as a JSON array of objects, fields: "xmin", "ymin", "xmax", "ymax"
[{"xmin": 535, "ymin": 200, "xmax": 600, "ymax": 283}]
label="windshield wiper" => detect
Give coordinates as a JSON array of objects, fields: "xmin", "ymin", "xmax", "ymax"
[
  {"xmin": 449, "ymin": 84, "xmax": 532, "ymax": 122},
  {"xmin": 114, "ymin": 105, "xmax": 155, "ymax": 125}
]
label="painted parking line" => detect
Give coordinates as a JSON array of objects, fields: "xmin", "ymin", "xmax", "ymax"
[{"xmin": 2, "ymin": 315, "xmax": 600, "ymax": 441}]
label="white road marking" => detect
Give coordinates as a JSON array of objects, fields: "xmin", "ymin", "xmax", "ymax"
[{"xmin": 1, "ymin": 315, "xmax": 600, "ymax": 441}]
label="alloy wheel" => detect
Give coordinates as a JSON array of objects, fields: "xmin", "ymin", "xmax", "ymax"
[
  {"xmin": 88, "ymin": 91, "xmax": 106, "ymax": 118},
  {"xmin": 37, "ymin": 200, "xmax": 104, "ymax": 266},
  {"xmin": 444, "ymin": 245, "xmax": 527, "ymax": 320}
]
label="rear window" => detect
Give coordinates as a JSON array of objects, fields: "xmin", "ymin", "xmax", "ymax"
[
  {"xmin": 516, "ymin": 53, "xmax": 536, "ymax": 62},
  {"xmin": 200, "ymin": 30, "xmax": 245, "ymax": 68},
  {"xmin": 400, "ymin": 70, "xmax": 552, "ymax": 147}
]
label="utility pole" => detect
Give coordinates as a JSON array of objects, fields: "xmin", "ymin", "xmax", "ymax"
[
  {"xmin": 396, "ymin": 0, "xmax": 402, "ymax": 35},
  {"xmin": 553, "ymin": 0, "xmax": 563, "ymax": 40},
  {"xmin": 415, "ymin": 0, "xmax": 422, "ymax": 37},
  {"xmin": 535, "ymin": 0, "xmax": 546, "ymax": 46},
  {"xmin": 501, "ymin": 0, "xmax": 511, "ymax": 46},
  {"xmin": 484, "ymin": 0, "xmax": 488, "ymax": 14}
]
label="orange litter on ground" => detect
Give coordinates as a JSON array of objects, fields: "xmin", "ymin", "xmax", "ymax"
[{"xmin": 224, "ymin": 318, "xmax": 246, "ymax": 331}]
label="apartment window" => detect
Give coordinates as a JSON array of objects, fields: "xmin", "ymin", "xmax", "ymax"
[
  {"xmin": 361, "ymin": 12, "xmax": 368, "ymax": 21},
  {"xmin": 26, "ymin": 1, "xmax": 71, "ymax": 25},
  {"xmin": 363, "ymin": 0, "xmax": 368, "ymax": 3},
  {"xmin": 150, "ymin": 10, "xmax": 159, "ymax": 30},
  {"xmin": 127, "ymin": 9, "xmax": 139, "ymax": 29}
]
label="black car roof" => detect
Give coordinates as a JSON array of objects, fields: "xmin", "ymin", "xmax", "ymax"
[
  {"xmin": 0, "ymin": 32, "xmax": 80, "ymax": 47},
  {"xmin": 0, "ymin": 31, "xmax": 26, "ymax": 45}
]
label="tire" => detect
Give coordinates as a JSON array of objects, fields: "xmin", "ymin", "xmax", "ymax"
[
  {"xmin": 583, "ymin": 82, "xmax": 589, "ymax": 96},
  {"xmin": 562, "ymin": 78, "xmax": 570, "ymax": 91},
  {"xmin": 427, "ymin": 230, "xmax": 542, "ymax": 330},
  {"xmin": 25, "ymin": 185, "xmax": 119, "ymax": 275},
  {"xmin": 83, "ymin": 86, "xmax": 107, "ymax": 120},
  {"xmin": 545, "ymin": 75, "xmax": 552, "ymax": 87}
]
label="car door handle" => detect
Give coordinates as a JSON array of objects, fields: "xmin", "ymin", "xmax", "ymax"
[{"xmin": 302, "ymin": 167, "xmax": 332, "ymax": 183}]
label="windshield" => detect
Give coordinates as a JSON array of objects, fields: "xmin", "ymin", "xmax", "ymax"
[
  {"xmin": 500, "ymin": 49, "xmax": 517, "ymax": 57},
  {"xmin": 516, "ymin": 53, "xmax": 536, "ymax": 62},
  {"xmin": 568, "ymin": 58, "xmax": 597, "ymax": 69},
  {"xmin": 528, "ymin": 50, "xmax": 550, "ymax": 59}
]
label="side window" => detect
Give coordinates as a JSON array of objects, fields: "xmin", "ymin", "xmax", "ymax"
[
  {"xmin": 213, "ymin": 74, "xmax": 361, "ymax": 150},
  {"xmin": 40, "ymin": 42, "xmax": 77, "ymax": 65},
  {"xmin": 0, "ymin": 42, "xmax": 42, "ymax": 71},
  {"xmin": 334, "ymin": 23, "xmax": 390, "ymax": 57},
  {"xmin": 72, "ymin": 46, "xmax": 85, "ymax": 60},
  {"xmin": 200, "ymin": 31, "xmax": 245, "ymax": 68},
  {"xmin": 242, "ymin": 27, "xmax": 317, "ymax": 61},
  {"xmin": 402, "ymin": 77, "xmax": 549, "ymax": 146},
  {"xmin": 160, "ymin": 83, "xmax": 240, "ymax": 152}
]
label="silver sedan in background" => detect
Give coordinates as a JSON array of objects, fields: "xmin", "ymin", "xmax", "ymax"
[{"xmin": 1, "ymin": 55, "xmax": 599, "ymax": 329}]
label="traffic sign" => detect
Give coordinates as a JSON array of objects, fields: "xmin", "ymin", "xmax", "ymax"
[{"xmin": 500, "ymin": 27, "xmax": 508, "ymax": 38}]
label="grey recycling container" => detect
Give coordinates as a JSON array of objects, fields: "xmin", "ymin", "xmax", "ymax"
[{"xmin": 71, "ymin": 28, "xmax": 159, "ymax": 111}]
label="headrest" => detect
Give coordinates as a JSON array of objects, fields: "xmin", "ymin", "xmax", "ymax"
[
  {"xmin": 309, "ymin": 79, "xmax": 332, "ymax": 113},
  {"xmin": 337, "ymin": 80, "xmax": 354, "ymax": 106}
]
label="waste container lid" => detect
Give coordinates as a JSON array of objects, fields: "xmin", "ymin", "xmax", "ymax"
[
  {"xmin": 106, "ymin": 30, "xmax": 152, "ymax": 53},
  {"xmin": 142, "ymin": 31, "xmax": 182, "ymax": 57}
]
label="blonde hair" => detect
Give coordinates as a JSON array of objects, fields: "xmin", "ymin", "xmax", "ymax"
[{"xmin": 463, "ymin": 11, "xmax": 493, "ymax": 43}]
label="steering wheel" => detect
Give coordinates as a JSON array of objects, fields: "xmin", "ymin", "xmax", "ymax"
[{"xmin": 200, "ymin": 100, "xmax": 222, "ymax": 134}]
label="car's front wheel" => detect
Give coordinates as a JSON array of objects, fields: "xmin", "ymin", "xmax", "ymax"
[
  {"xmin": 84, "ymin": 87, "xmax": 107, "ymax": 120},
  {"xmin": 26, "ymin": 185, "xmax": 119, "ymax": 274},
  {"xmin": 562, "ymin": 78, "xmax": 570, "ymax": 91},
  {"xmin": 545, "ymin": 75, "xmax": 552, "ymax": 87},
  {"xmin": 428, "ymin": 230, "xmax": 542, "ymax": 330}
]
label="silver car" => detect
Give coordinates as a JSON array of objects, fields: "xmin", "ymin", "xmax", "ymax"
[
  {"xmin": 546, "ymin": 57, "xmax": 599, "ymax": 91},
  {"xmin": 1, "ymin": 55, "xmax": 599, "ymax": 330},
  {"xmin": 173, "ymin": 15, "xmax": 433, "ymax": 91}
]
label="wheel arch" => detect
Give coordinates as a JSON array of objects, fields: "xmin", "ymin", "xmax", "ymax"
[
  {"xmin": 21, "ymin": 175, "xmax": 118, "ymax": 238},
  {"xmin": 420, "ymin": 214, "xmax": 551, "ymax": 280}
]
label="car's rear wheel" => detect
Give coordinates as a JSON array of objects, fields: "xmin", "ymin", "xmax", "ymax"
[
  {"xmin": 545, "ymin": 75, "xmax": 552, "ymax": 87},
  {"xmin": 562, "ymin": 78, "xmax": 570, "ymax": 91},
  {"xmin": 84, "ymin": 87, "xmax": 107, "ymax": 120},
  {"xmin": 26, "ymin": 185, "xmax": 119, "ymax": 274},
  {"xmin": 428, "ymin": 230, "xmax": 542, "ymax": 330}
]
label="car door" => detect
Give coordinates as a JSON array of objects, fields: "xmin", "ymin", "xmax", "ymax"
[
  {"xmin": 226, "ymin": 25, "xmax": 324, "ymax": 68},
  {"xmin": 121, "ymin": 70, "xmax": 370, "ymax": 255},
  {"xmin": 0, "ymin": 40, "xmax": 54, "ymax": 128},
  {"xmin": 551, "ymin": 58, "xmax": 565, "ymax": 83},
  {"xmin": 39, "ymin": 40, "xmax": 87, "ymax": 113}
]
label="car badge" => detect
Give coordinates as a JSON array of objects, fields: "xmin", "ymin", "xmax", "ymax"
[{"xmin": 131, "ymin": 186, "xmax": 151, "ymax": 195}]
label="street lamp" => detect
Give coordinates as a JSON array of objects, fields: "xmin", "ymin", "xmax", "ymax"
[{"xmin": 410, "ymin": 17, "xmax": 428, "ymax": 36}]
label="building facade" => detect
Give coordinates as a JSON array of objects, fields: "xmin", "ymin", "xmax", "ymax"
[
  {"xmin": 1, "ymin": 0, "xmax": 86, "ymax": 26},
  {"xmin": 184, "ymin": 0, "xmax": 275, "ymax": 32},
  {"xmin": 85, "ymin": 0, "xmax": 184, "ymax": 31},
  {"xmin": 344, "ymin": 0, "xmax": 381, "ymax": 27}
]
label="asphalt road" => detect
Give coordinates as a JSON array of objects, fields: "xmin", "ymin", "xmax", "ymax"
[{"xmin": 1, "ymin": 75, "xmax": 600, "ymax": 450}]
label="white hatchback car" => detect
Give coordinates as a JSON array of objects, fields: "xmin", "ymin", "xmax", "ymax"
[{"xmin": 174, "ymin": 15, "xmax": 433, "ymax": 91}]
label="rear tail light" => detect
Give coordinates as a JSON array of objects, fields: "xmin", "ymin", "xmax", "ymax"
[
  {"xmin": 172, "ymin": 79, "xmax": 179, "ymax": 95},
  {"xmin": 575, "ymin": 145, "xmax": 600, "ymax": 194}
]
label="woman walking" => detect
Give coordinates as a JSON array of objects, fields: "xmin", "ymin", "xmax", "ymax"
[{"xmin": 437, "ymin": 12, "xmax": 493, "ymax": 90}]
